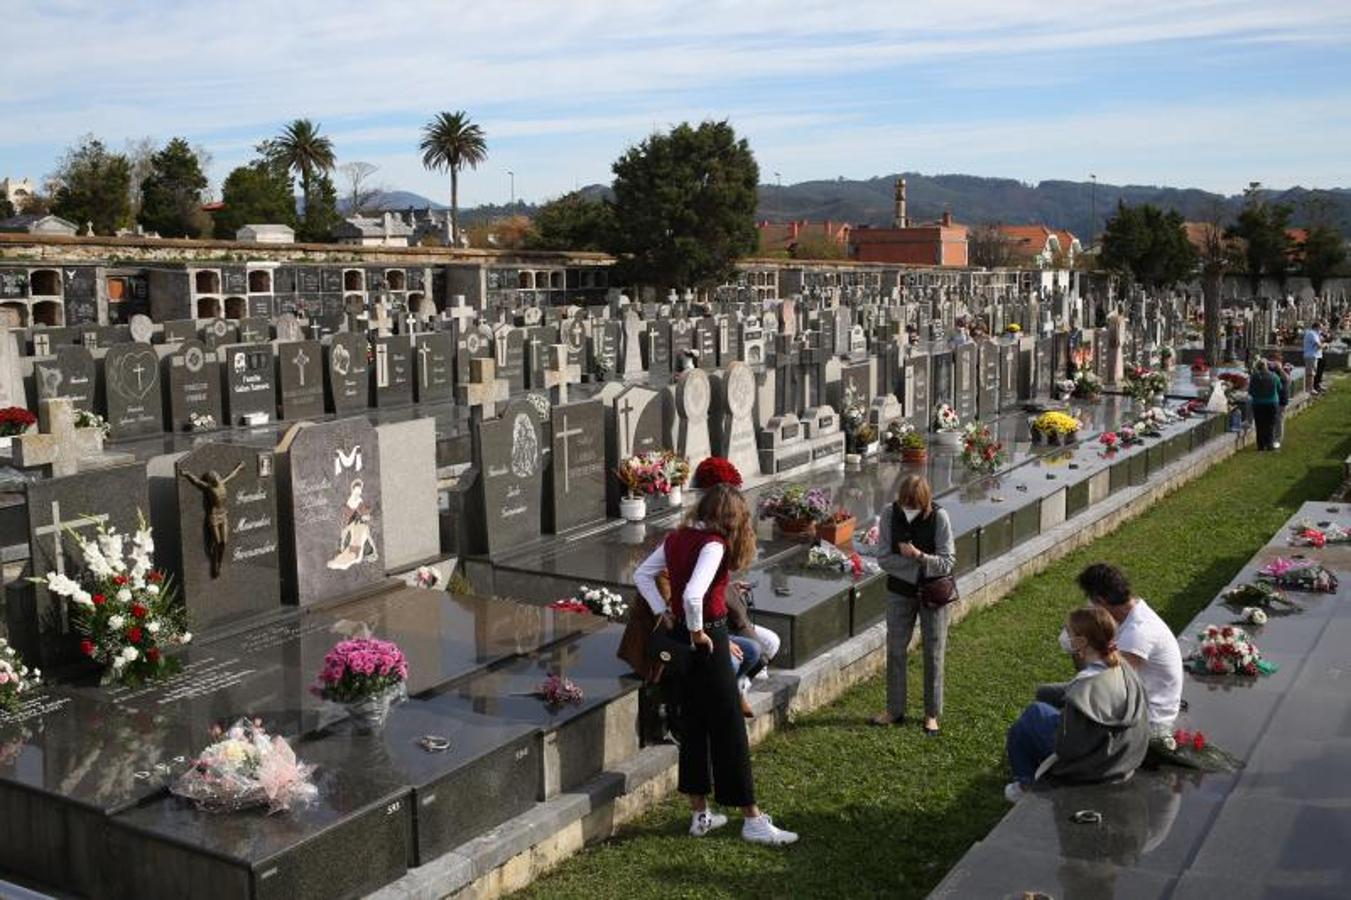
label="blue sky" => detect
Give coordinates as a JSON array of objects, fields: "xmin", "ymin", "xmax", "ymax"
[{"xmin": 2, "ymin": 1, "xmax": 1349, "ymax": 207}]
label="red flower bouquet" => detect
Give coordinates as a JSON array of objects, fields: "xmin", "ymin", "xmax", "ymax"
[
  {"xmin": 692, "ymin": 456, "xmax": 743, "ymax": 489},
  {"xmin": 0, "ymin": 406, "xmax": 36, "ymax": 438}
]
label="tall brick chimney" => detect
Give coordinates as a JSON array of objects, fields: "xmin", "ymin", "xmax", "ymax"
[{"xmin": 893, "ymin": 177, "xmax": 909, "ymax": 228}]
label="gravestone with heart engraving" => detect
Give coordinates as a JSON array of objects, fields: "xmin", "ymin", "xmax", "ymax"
[{"xmin": 102, "ymin": 342, "xmax": 164, "ymax": 440}]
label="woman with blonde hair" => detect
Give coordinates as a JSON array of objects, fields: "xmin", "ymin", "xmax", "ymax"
[
  {"xmin": 861, "ymin": 474, "xmax": 956, "ymax": 734},
  {"xmin": 633, "ymin": 483, "xmax": 798, "ymax": 845},
  {"xmin": 1004, "ymin": 605, "xmax": 1150, "ymax": 802}
]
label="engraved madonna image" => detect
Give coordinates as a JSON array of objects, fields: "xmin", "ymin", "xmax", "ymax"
[
  {"xmin": 511, "ymin": 412, "xmax": 539, "ymax": 478},
  {"xmin": 327, "ymin": 445, "xmax": 379, "ymax": 570}
]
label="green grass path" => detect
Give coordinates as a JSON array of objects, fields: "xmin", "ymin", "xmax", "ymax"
[{"xmin": 520, "ymin": 383, "xmax": 1351, "ymax": 900}]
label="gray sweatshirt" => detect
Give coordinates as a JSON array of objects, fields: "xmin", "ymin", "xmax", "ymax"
[
  {"xmin": 859, "ymin": 505, "xmax": 956, "ymax": 586},
  {"xmin": 1039, "ymin": 663, "xmax": 1150, "ymax": 784}
]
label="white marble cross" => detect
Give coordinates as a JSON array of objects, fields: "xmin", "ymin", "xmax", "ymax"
[
  {"xmin": 14, "ymin": 397, "xmax": 106, "ymax": 477},
  {"xmin": 542, "ymin": 344, "xmax": 581, "ymax": 404},
  {"xmin": 456, "ymin": 357, "xmax": 510, "ymax": 419},
  {"xmin": 33, "ymin": 500, "xmax": 108, "ymax": 577}
]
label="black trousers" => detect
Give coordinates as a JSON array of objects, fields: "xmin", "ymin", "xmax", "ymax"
[
  {"xmin": 673, "ymin": 621, "xmax": 756, "ymax": 807},
  {"xmin": 1315, "ymin": 357, "xmax": 1326, "ymax": 391},
  {"xmin": 1253, "ymin": 403, "xmax": 1277, "ymax": 450}
]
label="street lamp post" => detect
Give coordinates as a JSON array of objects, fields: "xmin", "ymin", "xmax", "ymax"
[
  {"xmin": 507, "ymin": 170, "xmax": 515, "ymax": 208},
  {"xmin": 774, "ymin": 171, "xmax": 782, "ymax": 187}
]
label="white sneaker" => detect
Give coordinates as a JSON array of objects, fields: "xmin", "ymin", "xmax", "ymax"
[
  {"xmin": 737, "ymin": 675, "xmax": 752, "ymax": 695},
  {"xmin": 1004, "ymin": 782, "xmax": 1027, "ymax": 804},
  {"xmin": 1272, "ymin": 441, "xmax": 1281, "ymax": 449},
  {"xmin": 742, "ymin": 814, "xmax": 798, "ymax": 845},
  {"xmin": 690, "ymin": 810, "xmax": 728, "ymax": 837},
  {"xmin": 754, "ymin": 669, "xmax": 770, "ymax": 681}
]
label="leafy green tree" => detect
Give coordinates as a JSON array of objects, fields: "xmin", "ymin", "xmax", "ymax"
[
  {"xmin": 525, "ymin": 191, "xmax": 616, "ymax": 251},
  {"xmin": 271, "ymin": 119, "xmax": 336, "ymax": 240},
  {"xmin": 300, "ymin": 172, "xmax": 341, "ymax": 242},
  {"xmin": 137, "ymin": 138, "xmax": 210, "ymax": 237},
  {"xmin": 610, "ymin": 120, "xmax": 760, "ymax": 289},
  {"xmin": 51, "ymin": 135, "xmax": 133, "ymax": 234},
  {"xmin": 1098, "ymin": 202, "xmax": 1197, "ymax": 288},
  {"xmin": 419, "ymin": 111, "xmax": 488, "ymax": 246},
  {"xmin": 790, "ymin": 234, "xmax": 846, "ymax": 260},
  {"xmin": 1300, "ymin": 224, "xmax": 1347, "ymax": 294},
  {"xmin": 0, "ymin": 197, "xmax": 13, "ymax": 219},
  {"xmin": 214, "ymin": 146, "xmax": 297, "ymax": 239},
  {"xmin": 1228, "ymin": 182, "xmax": 1293, "ymax": 295}
]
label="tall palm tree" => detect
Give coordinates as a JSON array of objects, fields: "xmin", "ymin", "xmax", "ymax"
[
  {"xmin": 273, "ymin": 118, "xmax": 336, "ymax": 214},
  {"xmin": 419, "ymin": 111, "xmax": 487, "ymax": 246}
]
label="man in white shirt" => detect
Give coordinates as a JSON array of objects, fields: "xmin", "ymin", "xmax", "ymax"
[
  {"xmin": 1303, "ymin": 322, "xmax": 1325, "ymax": 394},
  {"xmin": 1077, "ymin": 563, "xmax": 1182, "ymax": 736}
]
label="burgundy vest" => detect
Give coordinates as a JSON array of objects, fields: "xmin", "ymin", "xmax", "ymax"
[{"xmin": 664, "ymin": 527, "xmax": 730, "ymax": 623}]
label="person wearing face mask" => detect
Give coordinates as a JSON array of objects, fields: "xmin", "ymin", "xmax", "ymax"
[
  {"xmin": 1003, "ymin": 606, "xmax": 1150, "ymax": 803},
  {"xmin": 860, "ymin": 474, "xmax": 956, "ymax": 734}
]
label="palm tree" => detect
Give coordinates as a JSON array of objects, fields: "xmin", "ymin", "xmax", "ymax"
[
  {"xmin": 419, "ymin": 111, "xmax": 487, "ymax": 246},
  {"xmin": 273, "ymin": 119, "xmax": 336, "ymax": 214}
]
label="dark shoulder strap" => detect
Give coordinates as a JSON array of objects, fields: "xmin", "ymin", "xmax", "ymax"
[{"xmin": 890, "ymin": 501, "xmax": 907, "ymax": 542}]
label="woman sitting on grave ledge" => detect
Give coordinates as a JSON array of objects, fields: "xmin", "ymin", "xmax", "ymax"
[{"xmin": 1004, "ymin": 606, "xmax": 1150, "ymax": 803}]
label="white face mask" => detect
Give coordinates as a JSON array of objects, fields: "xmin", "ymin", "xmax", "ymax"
[
  {"xmin": 1058, "ymin": 628, "xmax": 1075, "ymax": 654},
  {"xmin": 901, "ymin": 506, "xmax": 921, "ymax": 520}
]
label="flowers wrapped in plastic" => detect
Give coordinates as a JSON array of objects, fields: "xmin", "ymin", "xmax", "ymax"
[
  {"xmin": 805, "ymin": 540, "xmax": 879, "ymax": 578},
  {"xmin": 1221, "ymin": 581, "xmax": 1299, "ymax": 616},
  {"xmin": 551, "ymin": 584, "xmax": 628, "ymax": 620},
  {"xmin": 1185, "ymin": 624, "xmax": 1277, "ymax": 677},
  {"xmin": 1258, "ymin": 557, "xmax": 1339, "ymax": 593},
  {"xmin": 171, "ymin": 719, "xmax": 317, "ymax": 814}
]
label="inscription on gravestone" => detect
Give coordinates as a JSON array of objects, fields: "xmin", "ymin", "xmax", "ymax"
[
  {"xmin": 103, "ymin": 342, "xmax": 163, "ymax": 440},
  {"xmin": 164, "ymin": 339, "xmax": 222, "ymax": 432},
  {"xmin": 169, "ymin": 443, "xmax": 281, "ymax": 631},
  {"xmin": 473, "ymin": 398, "xmax": 543, "ymax": 555},
  {"xmin": 371, "ymin": 335, "xmax": 414, "ymax": 407},
  {"xmin": 546, "ymin": 399, "xmax": 607, "ymax": 533},
  {"xmin": 277, "ymin": 340, "xmax": 324, "ymax": 421},
  {"xmin": 325, "ymin": 332, "xmax": 370, "ymax": 415},
  {"xmin": 413, "ymin": 332, "xmax": 455, "ymax": 404},
  {"xmin": 221, "ymin": 344, "xmax": 276, "ymax": 425},
  {"xmin": 34, "ymin": 344, "xmax": 96, "ymax": 412}
]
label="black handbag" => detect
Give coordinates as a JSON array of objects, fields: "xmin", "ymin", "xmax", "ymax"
[
  {"xmin": 919, "ymin": 575, "xmax": 960, "ymax": 608},
  {"xmin": 647, "ymin": 622, "xmax": 694, "ymax": 678}
]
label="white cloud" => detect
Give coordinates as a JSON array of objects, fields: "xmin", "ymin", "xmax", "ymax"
[{"xmin": 2, "ymin": 1, "xmax": 1348, "ymax": 202}]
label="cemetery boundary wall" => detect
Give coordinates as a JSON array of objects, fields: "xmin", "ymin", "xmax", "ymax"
[{"xmin": 373, "ymin": 395, "xmax": 1315, "ymax": 900}]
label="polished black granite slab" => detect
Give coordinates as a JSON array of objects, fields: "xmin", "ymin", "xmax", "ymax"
[
  {"xmin": 933, "ymin": 502, "xmax": 1351, "ymax": 900},
  {"xmin": 742, "ymin": 552, "xmax": 859, "ymax": 669}
]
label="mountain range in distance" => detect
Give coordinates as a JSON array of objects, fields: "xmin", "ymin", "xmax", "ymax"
[{"xmin": 354, "ymin": 174, "xmax": 1351, "ymax": 238}]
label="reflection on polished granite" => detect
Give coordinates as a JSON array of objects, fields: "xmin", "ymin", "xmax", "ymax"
[{"xmin": 931, "ymin": 502, "xmax": 1351, "ymax": 900}]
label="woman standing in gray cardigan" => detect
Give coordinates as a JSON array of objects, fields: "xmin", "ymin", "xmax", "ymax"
[{"xmin": 860, "ymin": 474, "xmax": 956, "ymax": 734}]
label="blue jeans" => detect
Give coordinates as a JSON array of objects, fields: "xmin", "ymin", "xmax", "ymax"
[
  {"xmin": 729, "ymin": 635, "xmax": 761, "ymax": 680},
  {"xmin": 1006, "ymin": 702, "xmax": 1061, "ymax": 785}
]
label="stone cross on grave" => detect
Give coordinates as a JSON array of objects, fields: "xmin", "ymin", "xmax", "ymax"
[
  {"xmin": 292, "ymin": 346, "xmax": 311, "ymax": 387},
  {"xmin": 34, "ymin": 501, "xmax": 109, "ymax": 577},
  {"xmin": 456, "ymin": 355, "xmax": 510, "ymax": 420},
  {"xmin": 553, "ymin": 411, "xmax": 585, "ymax": 493},
  {"xmin": 543, "ymin": 344, "xmax": 581, "ymax": 404},
  {"xmin": 14, "ymin": 397, "xmax": 107, "ymax": 478},
  {"xmin": 445, "ymin": 297, "xmax": 477, "ymax": 334},
  {"xmin": 417, "ymin": 342, "xmax": 432, "ymax": 388}
]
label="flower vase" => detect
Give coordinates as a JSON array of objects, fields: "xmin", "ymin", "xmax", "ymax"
[
  {"xmin": 667, "ymin": 487, "xmax": 683, "ymax": 508},
  {"xmin": 0, "ymin": 436, "xmax": 11, "ymax": 453},
  {"xmin": 620, "ymin": 496, "xmax": 647, "ymax": 522},
  {"xmin": 345, "ymin": 685, "xmax": 403, "ymax": 735},
  {"xmin": 933, "ymin": 430, "xmax": 963, "ymax": 449},
  {"xmin": 901, "ymin": 447, "xmax": 928, "ymax": 464}
]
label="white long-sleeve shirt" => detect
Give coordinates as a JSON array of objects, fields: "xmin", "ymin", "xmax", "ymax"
[{"xmin": 633, "ymin": 538, "xmax": 725, "ymax": 632}]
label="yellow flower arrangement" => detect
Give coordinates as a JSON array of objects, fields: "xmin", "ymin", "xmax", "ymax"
[{"xmin": 1033, "ymin": 411, "xmax": 1081, "ymax": 435}]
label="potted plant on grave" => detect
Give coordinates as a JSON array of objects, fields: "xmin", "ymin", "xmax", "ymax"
[
  {"xmin": 32, "ymin": 513, "xmax": 192, "ymax": 686},
  {"xmin": 882, "ymin": 420, "xmax": 915, "ymax": 454},
  {"xmin": 899, "ymin": 429, "xmax": 928, "ymax": 464},
  {"xmin": 1098, "ymin": 431, "xmax": 1120, "ymax": 455},
  {"xmin": 841, "ymin": 394, "xmax": 868, "ymax": 454},
  {"xmin": 1003, "ymin": 323, "xmax": 1022, "ymax": 341},
  {"xmin": 1071, "ymin": 370, "xmax": 1103, "ymax": 401},
  {"xmin": 959, "ymin": 422, "xmax": 1007, "ymax": 474},
  {"xmin": 1031, "ymin": 410, "xmax": 1082, "ymax": 445},
  {"xmin": 818, "ymin": 507, "xmax": 857, "ymax": 548},
  {"xmin": 314, "ymin": 635, "xmax": 409, "ymax": 734},
  {"xmin": 662, "ymin": 451, "xmax": 691, "ymax": 507},
  {"xmin": 757, "ymin": 483, "xmax": 831, "ymax": 538},
  {"xmin": 855, "ymin": 422, "xmax": 879, "ymax": 456},
  {"xmin": 615, "ymin": 451, "xmax": 675, "ymax": 522},
  {"xmin": 932, "ymin": 403, "xmax": 964, "ymax": 448},
  {"xmin": 1123, "ymin": 366, "xmax": 1169, "ymax": 407},
  {"xmin": 0, "ymin": 406, "xmax": 36, "ymax": 451},
  {"xmin": 1159, "ymin": 346, "xmax": 1175, "ymax": 370}
]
